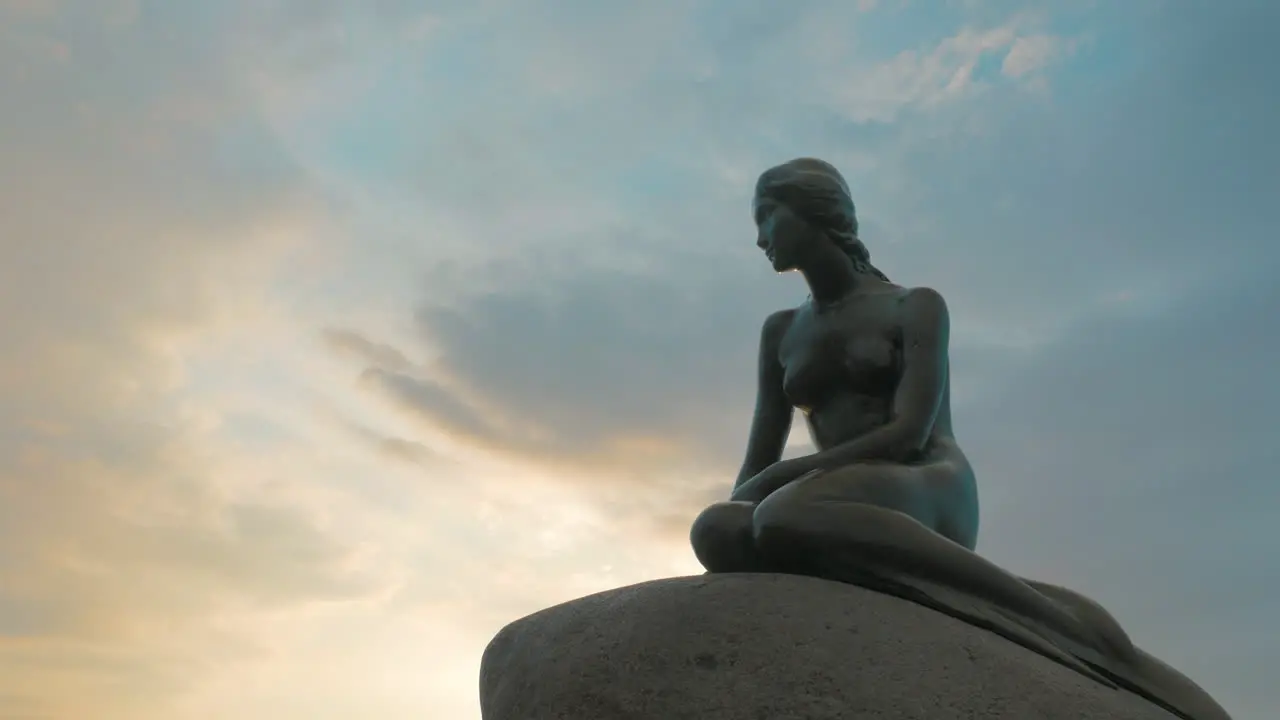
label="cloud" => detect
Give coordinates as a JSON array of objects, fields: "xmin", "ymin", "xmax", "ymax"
[
  {"xmin": 338, "ymin": 0, "xmax": 1277, "ymax": 480},
  {"xmin": 1001, "ymin": 34, "xmax": 1063, "ymax": 77},
  {"xmin": 319, "ymin": 3, "xmax": 1096, "ymax": 483},
  {"xmin": 4, "ymin": 0, "xmax": 1276, "ymax": 718},
  {"xmin": 347, "ymin": 422, "xmax": 439, "ymax": 466},
  {"xmin": 361, "ymin": 365, "xmax": 504, "ymax": 446},
  {"xmin": 330, "ymin": 253, "xmax": 784, "ymax": 477},
  {"xmin": 960, "ymin": 263, "xmax": 1280, "ymax": 715},
  {"xmin": 324, "ymin": 2, "xmax": 1277, "ymax": 715},
  {"xmin": 0, "ymin": 3, "xmax": 390, "ymax": 716},
  {"xmin": 0, "ymin": 0, "xmax": 57, "ymax": 20},
  {"xmin": 322, "ymin": 327, "xmax": 414, "ymax": 373},
  {"xmin": 830, "ymin": 23, "xmax": 1025, "ymax": 122}
]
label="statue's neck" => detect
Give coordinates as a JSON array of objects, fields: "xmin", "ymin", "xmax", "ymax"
[{"xmin": 801, "ymin": 262, "xmax": 860, "ymax": 306}]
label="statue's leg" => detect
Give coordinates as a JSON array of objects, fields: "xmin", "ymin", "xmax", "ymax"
[
  {"xmin": 1022, "ymin": 580, "xmax": 1136, "ymax": 659},
  {"xmin": 750, "ymin": 467, "xmax": 1101, "ymax": 648},
  {"xmin": 690, "ymin": 501, "xmax": 766, "ymax": 573},
  {"xmin": 747, "ymin": 471, "xmax": 1233, "ymax": 720},
  {"xmin": 1026, "ymin": 582, "xmax": 1230, "ymax": 719}
]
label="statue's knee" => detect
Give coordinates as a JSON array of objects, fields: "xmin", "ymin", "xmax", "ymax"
[
  {"xmin": 690, "ymin": 502, "xmax": 751, "ymax": 558},
  {"xmin": 688, "ymin": 506, "xmax": 718, "ymax": 553}
]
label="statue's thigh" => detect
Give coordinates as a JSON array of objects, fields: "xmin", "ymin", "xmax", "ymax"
[
  {"xmin": 751, "ymin": 468, "xmax": 946, "ymax": 571},
  {"xmin": 790, "ymin": 463, "xmax": 935, "ymax": 523}
]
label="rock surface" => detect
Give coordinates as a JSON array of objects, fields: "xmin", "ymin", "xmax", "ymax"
[{"xmin": 480, "ymin": 573, "xmax": 1182, "ymax": 720}]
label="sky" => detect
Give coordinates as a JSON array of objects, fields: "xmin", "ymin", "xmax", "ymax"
[{"xmin": 0, "ymin": 0, "xmax": 1276, "ymax": 718}]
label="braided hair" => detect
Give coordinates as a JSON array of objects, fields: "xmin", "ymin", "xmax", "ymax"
[{"xmin": 753, "ymin": 157, "xmax": 890, "ymax": 282}]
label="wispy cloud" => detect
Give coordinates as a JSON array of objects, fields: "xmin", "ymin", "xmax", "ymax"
[{"xmin": 2, "ymin": 0, "xmax": 1275, "ymax": 718}]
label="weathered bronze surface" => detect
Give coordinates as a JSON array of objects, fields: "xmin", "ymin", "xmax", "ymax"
[{"xmin": 689, "ymin": 158, "xmax": 1230, "ymax": 720}]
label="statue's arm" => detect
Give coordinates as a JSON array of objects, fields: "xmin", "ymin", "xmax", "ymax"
[
  {"xmin": 792, "ymin": 287, "xmax": 950, "ymax": 471},
  {"xmin": 733, "ymin": 311, "xmax": 795, "ymax": 490}
]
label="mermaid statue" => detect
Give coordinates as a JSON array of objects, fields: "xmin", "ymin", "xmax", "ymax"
[{"xmin": 689, "ymin": 158, "xmax": 1231, "ymax": 720}]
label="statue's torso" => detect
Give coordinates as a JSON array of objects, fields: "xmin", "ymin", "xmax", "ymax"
[{"xmin": 775, "ymin": 287, "xmax": 960, "ymax": 463}]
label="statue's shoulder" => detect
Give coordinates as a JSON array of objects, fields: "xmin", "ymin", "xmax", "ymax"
[
  {"xmin": 896, "ymin": 286, "xmax": 951, "ymax": 338},
  {"xmin": 899, "ymin": 286, "xmax": 949, "ymax": 316},
  {"xmin": 761, "ymin": 308, "xmax": 798, "ymax": 339},
  {"xmin": 899, "ymin": 285, "xmax": 945, "ymax": 303}
]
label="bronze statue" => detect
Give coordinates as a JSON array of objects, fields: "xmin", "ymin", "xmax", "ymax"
[{"xmin": 690, "ymin": 158, "xmax": 1231, "ymax": 720}]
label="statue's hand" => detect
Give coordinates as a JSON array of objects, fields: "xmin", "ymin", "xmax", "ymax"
[{"xmin": 731, "ymin": 459, "xmax": 818, "ymax": 503}]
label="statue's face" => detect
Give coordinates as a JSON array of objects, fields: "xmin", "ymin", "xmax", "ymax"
[{"xmin": 754, "ymin": 197, "xmax": 814, "ymax": 273}]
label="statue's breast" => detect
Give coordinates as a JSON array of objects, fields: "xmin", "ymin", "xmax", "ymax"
[
  {"xmin": 842, "ymin": 334, "xmax": 899, "ymax": 374},
  {"xmin": 780, "ymin": 322, "xmax": 901, "ymax": 407},
  {"xmin": 780, "ymin": 343, "xmax": 831, "ymax": 409}
]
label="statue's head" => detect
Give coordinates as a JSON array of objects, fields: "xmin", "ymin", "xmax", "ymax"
[{"xmin": 752, "ymin": 158, "xmax": 887, "ymax": 281}]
